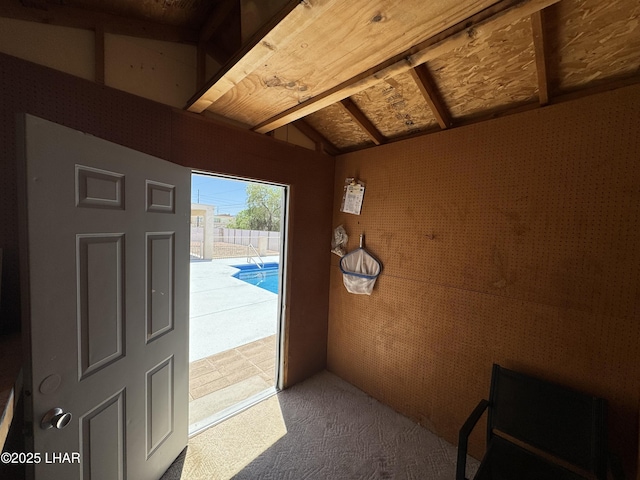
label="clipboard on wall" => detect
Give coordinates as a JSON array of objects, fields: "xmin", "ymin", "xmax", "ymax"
[{"xmin": 340, "ymin": 178, "xmax": 365, "ymax": 215}]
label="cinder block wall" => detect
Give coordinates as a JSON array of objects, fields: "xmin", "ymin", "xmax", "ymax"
[{"xmin": 328, "ymin": 83, "xmax": 640, "ymax": 477}]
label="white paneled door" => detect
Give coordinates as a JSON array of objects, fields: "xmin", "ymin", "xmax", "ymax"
[{"xmin": 19, "ymin": 115, "xmax": 189, "ymax": 480}]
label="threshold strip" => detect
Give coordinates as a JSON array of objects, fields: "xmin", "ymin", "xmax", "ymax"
[{"xmin": 188, "ymin": 386, "xmax": 278, "ymax": 437}]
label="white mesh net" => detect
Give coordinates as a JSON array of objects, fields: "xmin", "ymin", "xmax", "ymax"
[{"xmin": 339, "ymin": 248, "xmax": 381, "ymax": 295}]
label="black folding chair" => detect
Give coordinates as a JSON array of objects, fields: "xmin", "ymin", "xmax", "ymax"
[{"xmin": 456, "ymin": 364, "xmax": 625, "ymax": 480}]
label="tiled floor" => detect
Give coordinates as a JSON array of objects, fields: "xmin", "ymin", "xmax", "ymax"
[{"xmin": 189, "ymin": 335, "xmax": 277, "ymax": 401}]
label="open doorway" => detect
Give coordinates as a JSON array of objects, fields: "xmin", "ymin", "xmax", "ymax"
[{"xmin": 188, "ymin": 172, "xmax": 287, "ymax": 435}]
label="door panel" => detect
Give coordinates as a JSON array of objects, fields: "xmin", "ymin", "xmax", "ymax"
[
  {"xmin": 146, "ymin": 356, "xmax": 174, "ymax": 457},
  {"xmin": 20, "ymin": 114, "xmax": 189, "ymax": 480},
  {"xmin": 77, "ymin": 234, "xmax": 125, "ymax": 378},
  {"xmin": 146, "ymin": 233, "xmax": 175, "ymax": 342},
  {"xmin": 79, "ymin": 389, "xmax": 125, "ymax": 480}
]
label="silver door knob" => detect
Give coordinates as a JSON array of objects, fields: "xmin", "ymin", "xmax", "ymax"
[{"xmin": 41, "ymin": 408, "xmax": 72, "ymax": 430}]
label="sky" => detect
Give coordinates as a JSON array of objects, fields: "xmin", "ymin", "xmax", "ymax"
[{"xmin": 191, "ymin": 173, "xmax": 250, "ymax": 216}]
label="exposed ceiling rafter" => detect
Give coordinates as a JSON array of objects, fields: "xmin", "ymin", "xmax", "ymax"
[
  {"xmin": 339, "ymin": 99, "xmax": 386, "ymax": 146},
  {"xmin": 292, "ymin": 120, "xmax": 341, "ymax": 156},
  {"xmin": 409, "ymin": 64, "xmax": 453, "ymax": 129},
  {"xmin": 199, "ymin": 0, "xmax": 237, "ymax": 43},
  {"xmin": 4, "ymin": 0, "xmax": 638, "ymax": 155},
  {"xmin": 531, "ymin": 8, "xmax": 550, "ymax": 105},
  {"xmin": 249, "ymin": 0, "xmax": 561, "ymax": 134},
  {"xmin": 197, "ymin": 0, "xmax": 242, "ymax": 67},
  {"xmin": 186, "ymin": 0, "xmax": 302, "ymax": 113},
  {"xmin": 201, "ymin": 37, "xmax": 238, "ymax": 67},
  {"xmin": 187, "ymin": 0, "xmax": 521, "ymax": 115}
]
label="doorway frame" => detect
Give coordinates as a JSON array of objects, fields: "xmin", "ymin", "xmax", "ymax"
[{"xmin": 188, "ymin": 171, "xmax": 289, "ymax": 432}]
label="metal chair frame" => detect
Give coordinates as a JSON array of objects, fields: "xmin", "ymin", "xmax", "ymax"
[{"xmin": 456, "ymin": 364, "xmax": 624, "ymax": 480}]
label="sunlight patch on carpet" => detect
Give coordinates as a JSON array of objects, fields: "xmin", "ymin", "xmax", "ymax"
[{"xmin": 180, "ymin": 395, "xmax": 287, "ymax": 479}]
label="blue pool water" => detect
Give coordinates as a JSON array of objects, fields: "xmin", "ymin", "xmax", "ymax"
[{"xmin": 232, "ymin": 263, "xmax": 280, "ymax": 294}]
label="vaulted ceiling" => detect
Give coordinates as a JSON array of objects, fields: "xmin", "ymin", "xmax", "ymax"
[{"xmin": 3, "ymin": 0, "xmax": 640, "ymax": 155}]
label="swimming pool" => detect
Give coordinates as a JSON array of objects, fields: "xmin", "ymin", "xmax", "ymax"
[{"xmin": 232, "ymin": 263, "xmax": 280, "ymax": 294}]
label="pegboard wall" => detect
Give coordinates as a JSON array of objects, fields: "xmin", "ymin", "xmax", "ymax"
[
  {"xmin": 0, "ymin": 53, "xmax": 334, "ymax": 387},
  {"xmin": 0, "ymin": 53, "xmax": 172, "ymax": 334},
  {"xmin": 328, "ymin": 83, "xmax": 640, "ymax": 477}
]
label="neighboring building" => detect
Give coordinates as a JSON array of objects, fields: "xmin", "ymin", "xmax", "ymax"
[
  {"xmin": 190, "ymin": 206, "xmax": 236, "ymax": 259},
  {"xmin": 214, "ymin": 213, "xmax": 234, "ymax": 227},
  {"xmin": 191, "ymin": 203, "xmax": 215, "ymax": 259}
]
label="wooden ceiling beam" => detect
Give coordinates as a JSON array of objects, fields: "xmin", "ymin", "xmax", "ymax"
[
  {"xmin": 199, "ymin": 0, "xmax": 238, "ymax": 42},
  {"xmin": 252, "ymin": 0, "xmax": 561, "ymax": 134},
  {"xmin": 409, "ymin": 64, "xmax": 453, "ymax": 129},
  {"xmin": 197, "ymin": 0, "xmax": 239, "ymax": 83},
  {"xmin": 531, "ymin": 8, "xmax": 550, "ymax": 105},
  {"xmin": 188, "ymin": 0, "xmax": 511, "ymax": 116},
  {"xmin": 349, "ymin": 74, "xmax": 640, "ymax": 155},
  {"xmin": 185, "ymin": 0, "xmax": 301, "ymax": 112},
  {"xmin": 292, "ymin": 120, "xmax": 341, "ymax": 156},
  {"xmin": 338, "ymin": 99, "xmax": 386, "ymax": 146},
  {"xmin": 0, "ymin": 0, "xmax": 198, "ymax": 44},
  {"xmin": 202, "ymin": 36, "xmax": 239, "ymax": 66}
]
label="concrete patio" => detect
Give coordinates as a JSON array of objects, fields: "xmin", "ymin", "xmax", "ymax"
[
  {"xmin": 189, "ymin": 256, "xmax": 280, "ymax": 362},
  {"xmin": 188, "ymin": 256, "xmax": 280, "ymax": 432}
]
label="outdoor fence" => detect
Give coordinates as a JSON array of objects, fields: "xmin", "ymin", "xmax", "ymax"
[
  {"xmin": 218, "ymin": 228, "xmax": 280, "ymax": 251},
  {"xmin": 190, "ymin": 226, "xmax": 204, "ymax": 258},
  {"xmin": 190, "ymin": 227, "xmax": 281, "ymax": 260}
]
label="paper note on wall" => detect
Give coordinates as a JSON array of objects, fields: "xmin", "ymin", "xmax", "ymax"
[{"xmin": 340, "ymin": 179, "xmax": 365, "ymax": 215}]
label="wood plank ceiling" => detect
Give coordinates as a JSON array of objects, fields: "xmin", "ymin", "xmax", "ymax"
[{"xmin": 3, "ymin": 0, "xmax": 639, "ymax": 155}]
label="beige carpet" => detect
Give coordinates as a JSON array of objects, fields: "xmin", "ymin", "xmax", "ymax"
[{"xmin": 162, "ymin": 371, "xmax": 478, "ymax": 479}]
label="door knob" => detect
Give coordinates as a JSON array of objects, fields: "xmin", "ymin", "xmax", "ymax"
[{"xmin": 41, "ymin": 407, "xmax": 72, "ymax": 430}]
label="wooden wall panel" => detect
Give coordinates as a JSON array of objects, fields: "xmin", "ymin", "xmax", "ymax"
[
  {"xmin": 427, "ymin": 16, "xmax": 537, "ymax": 119},
  {"xmin": 0, "ymin": 17, "xmax": 95, "ymax": 81},
  {"xmin": 104, "ymin": 34, "xmax": 197, "ymax": 109},
  {"xmin": 547, "ymin": 0, "xmax": 640, "ymax": 93},
  {"xmin": 0, "ymin": 53, "xmax": 334, "ymax": 386},
  {"xmin": 350, "ymin": 72, "xmax": 439, "ymax": 139},
  {"xmin": 305, "ymin": 104, "xmax": 374, "ymax": 150},
  {"xmin": 329, "ymin": 83, "xmax": 640, "ymax": 477}
]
